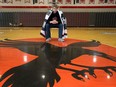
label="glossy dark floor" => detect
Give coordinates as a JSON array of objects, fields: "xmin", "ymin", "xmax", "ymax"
[{"xmin": 0, "ymin": 38, "xmax": 116, "ymax": 87}]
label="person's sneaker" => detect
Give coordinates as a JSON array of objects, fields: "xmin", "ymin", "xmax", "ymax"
[
  {"xmin": 46, "ymin": 38, "xmax": 51, "ymax": 42},
  {"xmin": 58, "ymin": 38, "xmax": 64, "ymax": 42}
]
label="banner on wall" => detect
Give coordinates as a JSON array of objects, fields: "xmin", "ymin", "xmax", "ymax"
[
  {"xmin": 80, "ymin": 0, "xmax": 85, "ymax": 4},
  {"xmin": 89, "ymin": 0, "xmax": 95, "ymax": 4},
  {"xmin": 24, "ymin": 0, "xmax": 30, "ymax": 3},
  {"xmin": 6, "ymin": 0, "xmax": 13, "ymax": 3},
  {"xmin": 57, "ymin": 0, "xmax": 63, "ymax": 4},
  {"xmin": 38, "ymin": 0, "xmax": 44, "ymax": 4},
  {"xmin": 0, "ymin": 0, "xmax": 116, "ymax": 8},
  {"xmin": 15, "ymin": 0, "xmax": 21, "ymax": 1},
  {"xmin": 65, "ymin": 0, "xmax": 71, "ymax": 4},
  {"xmin": 48, "ymin": 0, "xmax": 54, "ymax": 3},
  {"xmin": 98, "ymin": 0, "xmax": 105, "ymax": 4},
  {"xmin": 108, "ymin": 0, "xmax": 114, "ymax": 4}
]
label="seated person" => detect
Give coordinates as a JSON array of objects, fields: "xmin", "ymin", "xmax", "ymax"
[{"xmin": 40, "ymin": 4, "xmax": 67, "ymax": 42}]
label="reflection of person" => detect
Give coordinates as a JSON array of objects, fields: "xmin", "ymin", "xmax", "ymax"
[{"xmin": 40, "ymin": 4, "xmax": 67, "ymax": 42}]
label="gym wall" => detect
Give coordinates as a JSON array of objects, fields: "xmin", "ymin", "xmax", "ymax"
[{"xmin": 0, "ymin": 0, "xmax": 116, "ymax": 27}]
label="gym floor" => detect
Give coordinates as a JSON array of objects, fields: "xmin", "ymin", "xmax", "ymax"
[{"xmin": 0, "ymin": 27, "xmax": 116, "ymax": 87}]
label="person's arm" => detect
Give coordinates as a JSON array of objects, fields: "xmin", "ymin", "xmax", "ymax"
[{"xmin": 61, "ymin": 12, "xmax": 67, "ymax": 29}]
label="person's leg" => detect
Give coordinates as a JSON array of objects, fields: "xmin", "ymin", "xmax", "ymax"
[
  {"xmin": 45, "ymin": 23, "xmax": 51, "ymax": 39},
  {"xmin": 58, "ymin": 24, "xmax": 64, "ymax": 42},
  {"xmin": 58, "ymin": 24, "xmax": 63, "ymax": 38}
]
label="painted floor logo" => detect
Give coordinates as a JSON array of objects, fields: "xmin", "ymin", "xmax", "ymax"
[{"xmin": 0, "ymin": 38, "xmax": 116, "ymax": 87}]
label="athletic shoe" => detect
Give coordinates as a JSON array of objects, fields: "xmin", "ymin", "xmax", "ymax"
[
  {"xmin": 58, "ymin": 38, "xmax": 64, "ymax": 42},
  {"xmin": 46, "ymin": 38, "xmax": 51, "ymax": 42}
]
